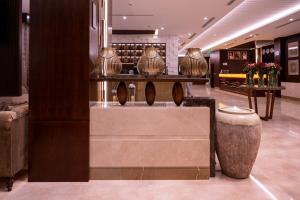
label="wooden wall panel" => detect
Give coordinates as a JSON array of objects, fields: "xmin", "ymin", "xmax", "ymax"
[
  {"xmin": 29, "ymin": 121, "xmax": 89, "ymax": 182},
  {"xmin": 0, "ymin": 0, "xmax": 21, "ymax": 96},
  {"xmin": 274, "ymin": 38, "xmax": 286, "ymax": 81},
  {"xmin": 89, "ymin": 0, "xmax": 99, "ymax": 101},
  {"xmin": 29, "ymin": 0, "xmax": 90, "ymax": 121},
  {"xmin": 284, "ymin": 34, "xmax": 300, "ymax": 83},
  {"xmin": 29, "ymin": 0, "xmax": 90, "ymax": 181},
  {"xmin": 210, "ymin": 51, "xmax": 220, "ymax": 87}
]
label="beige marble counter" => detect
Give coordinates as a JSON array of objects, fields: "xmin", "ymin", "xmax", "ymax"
[{"xmin": 90, "ymin": 102, "xmax": 210, "ymax": 180}]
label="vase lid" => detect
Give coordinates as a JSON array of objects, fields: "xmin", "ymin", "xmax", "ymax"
[{"xmin": 218, "ymin": 106, "xmax": 255, "ymax": 115}]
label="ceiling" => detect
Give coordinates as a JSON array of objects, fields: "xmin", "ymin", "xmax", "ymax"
[
  {"xmin": 112, "ymin": 0, "xmax": 244, "ymax": 40},
  {"xmin": 112, "ymin": 0, "xmax": 300, "ymax": 54},
  {"xmin": 216, "ymin": 11, "xmax": 300, "ymax": 50},
  {"xmin": 180, "ymin": 0, "xmax": 300, "ymax": 53}
]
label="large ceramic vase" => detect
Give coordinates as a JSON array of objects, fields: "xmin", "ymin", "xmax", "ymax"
[
  {"xmin": 216, "ymin": 107, "xmax": 262, "ymax": 179},
  {"xmin": 137, "ymin": 47, "xmax": 165, "ymax": 76},
  {"xmin": 96, "ymin": 48, "xmax": 122, "ymax": 76},
  {"xmin": 180, "ymin": 48, "xmax": 208, "ymax": 76}
]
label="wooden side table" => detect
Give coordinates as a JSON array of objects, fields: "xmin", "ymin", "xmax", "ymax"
[{"xmin": 240, "ymin": 86, "xmax": 285, "ymax": 121}]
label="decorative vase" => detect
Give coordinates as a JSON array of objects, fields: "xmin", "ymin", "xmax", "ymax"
[
  {"xmin": 180, "ymin": 48, "xmax": 208, "ymax": 76},
  {"xmin": 258, "ymin": 73, "xmax": 265, "ymax": 88},
  {"xmin": 246, "ymin": 72, "xmax": 254, "ymax": 87},
  {"xmin": 216, "ymin": 107, "xmax": 262, "ymax": 179},
  {"xmin": 96, "ymin": 48, "xmax": 122, "ymax": 76},
  {"xmin": 268, "ymin": 71, "xmax": 278, "ymax": 88},
  {"xmin": 137, "ymin": 47, "xmax": 165, "ymax": 76}
]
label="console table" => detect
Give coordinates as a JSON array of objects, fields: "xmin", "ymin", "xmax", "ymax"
[
  {"xmin": 90, "ymin": 75, "xmax": 209, "ymax": 106},
  {"xmin": 240, "ymin": 86, "xmax": 285, "ymax": 121}
]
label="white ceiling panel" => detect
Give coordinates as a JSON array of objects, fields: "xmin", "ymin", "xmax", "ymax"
[
  {"xmin": 112, "ymin": 0, "xmax": 244, "ymax": 36},
  {"xmin": 112, "ymin": 0, "xmax": 300, "ymax": 53},
  {"xmin": 180, "ymin": 0, "xmax": 300, "ymax": 53}
]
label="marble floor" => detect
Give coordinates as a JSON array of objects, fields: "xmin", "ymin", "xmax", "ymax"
[{"xmin": 1, "ymin": 85, "xmax": 300, "ymax": 200}]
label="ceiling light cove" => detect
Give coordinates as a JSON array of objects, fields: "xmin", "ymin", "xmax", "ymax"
[{"xmin": 180, "ymin": 2, "xmax": 300, "ymax": 53}]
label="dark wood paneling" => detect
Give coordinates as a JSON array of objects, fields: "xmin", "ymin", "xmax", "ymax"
[
  {"xmin": 274, "ymin": 37, "xmax": 285, "ymax": 98},
  {"xmin": 285, "ymin": 34, "xmax": 300, "ymax": 83},
  {"xmin": 210, "ymin": 51, "xmax": 220, "ymax": 87},
  {"xmin": 262, "ymin": 45, "xmax": 274, "ymax": 63},
  {"xmin": 89, "ymin": 0, "xmax": 99, "ymax": 101},
  {"xmin": 29, "ymin": 121, "xmax": 89, "ymax": 182},
  {"xmin": 210, "ymin": 49, "xmax": 255, "ymax": 88},
  {"xmin": 29, "ymin": 0, "xmax": 90, "ymax": 121},
  {"xmin": 0, "ymin": 0, "xmax": 21, "ymax": 96},
  {"xmin": 29, "ymin": 0, "xmax": 91, "ymax": 181},
  {"xmin": 220, "ymin": 49, "xmax": 255, "ymax": 73}
]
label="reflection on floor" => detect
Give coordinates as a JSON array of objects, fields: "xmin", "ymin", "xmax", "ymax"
[{"xmin": 1, "ymin": 85, "xmax": 300, "ymax": 200}]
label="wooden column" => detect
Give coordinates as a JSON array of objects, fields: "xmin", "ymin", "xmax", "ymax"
[
  {"xmin": 0, "ymin": 0, "xmax": 22, "ymax": 96},
  {"xmin": 29, "ymin": 0, "xmax": 91, "ymax": 181},
  {"xmin": 274, "ymin": 37, "xmax": 286, "ymax": 97}
]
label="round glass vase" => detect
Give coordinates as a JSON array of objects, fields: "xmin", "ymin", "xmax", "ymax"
[
  {"xmin": 268, "ymin": 71, "xmax": 278, "ymax": 88},
  {"xmin": 258, "ymin": 73, "xmax": 265, "ymax": 88},
  {"xmin": 246, "ymin": 72, "xmax": 255, "ymax": 87}
]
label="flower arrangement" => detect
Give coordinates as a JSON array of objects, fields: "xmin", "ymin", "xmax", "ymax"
[
  {"xmin": 242, "ymin": 63, "xmax": 257, "ymax": 74},
  {"xmin": 243, "ymin": 63, "xmax": 257, "ymax": 87},
  {"xmin": 243, "ymin": 62, "xmax": 281, "ymax": 87},
  {"xmin": 266, "ymin": 63, "xmax": 281, "ymax": 88},
  {"xmin": 266, "ymin": 63, "xmax": 281, "ymax": 73},
  {"xmin": 256, "ymin": 62, "xmax": 268, "ymax": 87}
]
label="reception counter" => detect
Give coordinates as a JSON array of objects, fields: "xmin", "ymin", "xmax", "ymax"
[
  {"xmin": 219, "ymin": 74, "xmax": 263, "ymax": 95},
  {"xmin": 90, "ymin": 102, "xmax": 211, "ymax": 180}
]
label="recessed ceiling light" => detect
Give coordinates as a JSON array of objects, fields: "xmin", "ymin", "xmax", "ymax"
[
  {"xmin": 155, "ymin": 29, "xmax": 159, "ymax": 36},
  {"xmin": 123, "ymin": 16, "xmax": 127, "ymax": 20},
  {"xmin": 188, "ymin": 33, "xmax": 192, "ymax": 36},
  {"xmin": 249, "ymin": 34, "xmax": 253, "ymax": 37},
  {"xmin": 204, "ymin": 17, "xmax": 209, "ymax": 20},
  {"xmin": 160, "ymin": 27, "xmax": 165, "ymax": 30},
  {"xmin": 289, "ymin": 18, "xmax": 294, "ymax": 21}
]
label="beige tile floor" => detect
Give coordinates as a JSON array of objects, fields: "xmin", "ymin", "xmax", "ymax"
[{"xmin": 1, "ymin": 85, "xmax": 300, "ymax": 200}]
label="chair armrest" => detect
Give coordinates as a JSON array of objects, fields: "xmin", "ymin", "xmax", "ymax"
[{"xmin": 0, "ymin": 111, "xmax": 17, "ymax": 131}]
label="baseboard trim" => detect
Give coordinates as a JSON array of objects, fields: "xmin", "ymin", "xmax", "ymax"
[
  {"xmin": 282, "ymin": 95, "xmax": 300, "ymax": 101},
  {"xmin": 90, "ymin": 167, "xmax": 210, "ymax": 180}
]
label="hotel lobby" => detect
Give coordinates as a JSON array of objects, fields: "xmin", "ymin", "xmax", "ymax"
[{"xmin": 1, "ymin": 0, "xmax": 300, "ymax": 199}]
